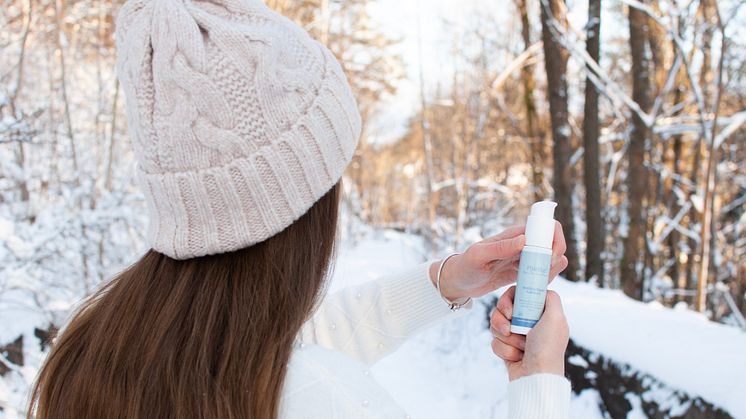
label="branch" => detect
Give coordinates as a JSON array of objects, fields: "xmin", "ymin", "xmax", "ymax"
[
  {"xmin": 491, "ymin": 41, "xmax": 544, "ymax": 91},
  {"xmin": 653, "ymin": 110, "xmax": 746, "ymax": 138},
  {"xmin": 713, "ymin": 110, "xmax": 746, "ymax": 148},
  {"xmin": 539, "ymin": 0, "xmax": 654, "ymax": 126},
  {"xmin": 619, "ymin": 0, "xmax": 712, "ymax": 142},
  {"xmin": 7, "ymin": 0, "xmax": 33, "ymax": 114}
]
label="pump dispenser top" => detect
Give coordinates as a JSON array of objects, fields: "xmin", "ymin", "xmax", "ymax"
[{"xmin": 524, "ymin": 201, "xmax": 557, "ymax": 249}]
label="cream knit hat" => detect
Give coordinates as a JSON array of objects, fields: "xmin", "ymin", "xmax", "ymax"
[{"xmin": 115, "ymin": 0, "xmax": 361, "ymax": 259}]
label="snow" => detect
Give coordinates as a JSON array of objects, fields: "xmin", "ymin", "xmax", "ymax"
[
  {"xmin": 571, "ymin": 390, "xmax": 606, "ymax": 419},
  {"xmin": 330, "ymin": 228, "xmax": 597, "ymax": 418},
  {"xmin": 2, "ymin": 225, "xmax": 745, "ymax": 418},
  {"xmin": 552, "ymin": 278, "xmax": 746, "ymax": 418},
  {"xmin": 329, "ymin": 227, "xmax": 746, "ymax": 418},
  {"xmin": 0, "ymin": 216, "xmax": 14, "ymax": 238}
]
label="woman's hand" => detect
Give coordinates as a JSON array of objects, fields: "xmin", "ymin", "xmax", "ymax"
[
  {"xmin": 429, "ymin": 223, "xmax": 568, "ymax": 301},
  {"xmin": 489, "ymin": 287, "xmax": 569, "ymax": 380}
]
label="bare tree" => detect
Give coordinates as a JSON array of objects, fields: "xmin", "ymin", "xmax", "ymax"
[
  {"xmin": 695, "ymin": 0, "xmax": 726, "ymax": 312},
  {"xmin": 582, "ymin": 0, "xmax": 604, "ymax": 283},
  {"xmin": 621, "ymin": 0, "xmax": 653, "ymax": 300},
  {"xmin": 515, "ymin": 0, "xmax": 547, "ymax": 202},
  {"xmin": 416, "ymin": 0, "xmax": 437, "ymax": 252},
  {"xmin": 541, "ymin": 0, "xmax": 580, "ymax": 281}
]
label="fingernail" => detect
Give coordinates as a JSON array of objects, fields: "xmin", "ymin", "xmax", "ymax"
[{"xmin": 499, "ymin": 324, "xmax": 511, "ymax": 337}]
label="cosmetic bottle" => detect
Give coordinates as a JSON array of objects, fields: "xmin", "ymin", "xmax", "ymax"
[{"xmin": 510, "ymin": 201, "xmax": 558, "ymax": 335}]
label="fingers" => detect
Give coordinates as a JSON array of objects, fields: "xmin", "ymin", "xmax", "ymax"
[
  {"xmin": 488, "ymin": 234, "xmax": 525, "ymax": 260},
  {"xmin": 490, "ymin": 306, "xmax": 512, "ymax": 338},
  {"xmin": 548, "ymin": 255, "xmax": 568, "ymax": 279},
  {"xmin": 490, "ymin": 287, "xmax": 520, "ymax": 355},
  {"xmin": 552, "ymin": 221, "xmax": 567, "ymax": 262},
  {"xmin": 483, "ymin": 225, "xmax": 526, "ymax": 242},
  {"xmin": 490, "ymin": 289, "xmax": 526, "ymax": 360},
  {"xmin": 495, "ymin": 286, "xmax": 516, "ymax": 321},
  {"xmin": 490, "ymin": 325, "xmax": 527, "ymax": 350},
  {"xmin": 491, "ymin": 337, "xmax": 524, "ymax": 362},
  {"xmin": 468, "ymin": 234, "xmax": 525, "ymax": 266}
]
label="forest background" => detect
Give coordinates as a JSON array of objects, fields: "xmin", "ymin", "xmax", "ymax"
[{"xmin": 1, "ymin": 0, "xmax": 745, "ymax": 417}]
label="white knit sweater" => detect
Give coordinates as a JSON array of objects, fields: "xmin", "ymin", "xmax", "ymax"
[{"xmin": 279, "ymin": 261, "xmax": 571, "ymax": 418}]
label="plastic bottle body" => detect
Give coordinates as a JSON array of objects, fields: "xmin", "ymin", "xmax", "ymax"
[{"xmin": 510, "ymin": 244, "xmax": 553, "ymax": 335}]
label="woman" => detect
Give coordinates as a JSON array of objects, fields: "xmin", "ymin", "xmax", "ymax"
[{"xmin": 29, "ymin": 0, "xmax": 571, "ymax": 417}]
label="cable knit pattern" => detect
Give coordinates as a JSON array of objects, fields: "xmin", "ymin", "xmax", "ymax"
[
  {"xmin": 115, "ymin": 0, "xmax": 361, "ymax": 258},
  {"xmin": 283, "ymin": 262, "xmax": 571, "ymax": 418}
]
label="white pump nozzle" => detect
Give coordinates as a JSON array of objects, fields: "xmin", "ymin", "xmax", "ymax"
[
  {"xmin": 530, "ymin": 201, "xmax": 557, "ymax": 219},
  {"xmin": 524, "ymin": 201, "xmax": 557, "ymax": 249}
]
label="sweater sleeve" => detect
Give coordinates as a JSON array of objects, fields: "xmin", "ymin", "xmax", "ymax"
[
  {"xmin": 296, "ymin": 260, "xmax": 474, "ymax": 366},
  {"xmin": 508, "ymin": 373, "xmax": 571, "ymax": 419}
]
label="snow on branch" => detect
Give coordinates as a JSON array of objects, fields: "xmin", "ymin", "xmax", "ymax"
[
  {"xmin": 539, "ymin": 0, "xmax": 654, "ymax": 127},
  {"xmin": 619, "ymin": 0, "xmax": 713, "ymax": 142},
  {"xmin": 491, "ymin": 42, "xmax": 544, "ymax": 91},
  {"xmin": 714, "ymin": 110, "xmax": 746, "ymax": 148}
]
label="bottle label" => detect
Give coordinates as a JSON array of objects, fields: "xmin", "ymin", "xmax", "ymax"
[{"xmin": 511, "ymin": 250, "xmax": 551, "ymax": 329}]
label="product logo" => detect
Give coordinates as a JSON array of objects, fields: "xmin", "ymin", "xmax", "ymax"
[{"xmin": 521, "ymin": 263, "xmax": 550, "ymax": 276}]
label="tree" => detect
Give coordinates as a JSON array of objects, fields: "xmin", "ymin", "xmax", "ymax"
[
  {"xmin": 515, "ymin": 0, "xmax": 547, "ymax": 202},
  {"xmin": 540, "ymin": 0, "xmax": 580, "ymax": 281},
  {"xmin": 621, "ymin": 0, "xmax": 653, "ymax": 300},
  {"xmin": 582, "ymin": 0, "xmax": 604, "ymax": 284},
  {"xmin": 695, "ymin": 0, "xmax": 726, "ymax": 312},
  {"xmin": 416, "ymin": 0, "xmax": 437, "ymax": 253}
]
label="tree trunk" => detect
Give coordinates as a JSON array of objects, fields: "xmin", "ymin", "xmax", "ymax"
[
  {"xmin": 621, "ymin": 1, "xmax": 652, "ymax": 300},
  {"xmin": 647, "ymin": 0, "xmax": 670, "ymax": 97},
  {"xmin": 668, "ymin": 106, "xmax": 685, "ymax": 301},
  {"xmin": 53, "ymin": 0, "xmax": 78, "ymax": 174},
  {"xmin": 644, "ymin": 0, "xmax": 670, "ymax": 287},
  {"xmin": 541, "ymin": 0, "xmax": 580, "ymax": 281},
  {"xmin": 516, "ymin": 0, "xmax": 546, "ymax": 202},
  {"xmin": 687, "ymin": 0, "xmax": 715, "ymax": 295},
  {"xmin": 582, "ymin": 0, "xmax": 604, "ymax": 284},
  {"xmin": 668, "ymin": 19, "xmax": 687, "ymax": 303},
  {"xmin": 416, "ymin": 0, "xmax": 437, "ymax": 254},
  {"xmin": 695, "ymin": 0, "xmax": 724, "ymax": 312}
]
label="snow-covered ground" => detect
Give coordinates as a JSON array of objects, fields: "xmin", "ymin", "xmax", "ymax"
[
  {"xmin": 2, "ymin": 226, "xmax": 746, "ymax": 418},
  {"xmin": 330, "ymin": 227, "xmax": 746, "ymax": 418},
  {"xmin": 330, "ymin": 227, "xmax": 607, "ymax": 418}
]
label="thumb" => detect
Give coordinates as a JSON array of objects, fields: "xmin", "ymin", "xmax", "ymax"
[{"xmin": 536, "ymin": 290, "xmax": 566, "ymax": 327}]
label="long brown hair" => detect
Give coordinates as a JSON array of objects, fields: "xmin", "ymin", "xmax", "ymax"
[{"xmin": 29, "ymin": 182, "xmax": 341, "ymax": 419}]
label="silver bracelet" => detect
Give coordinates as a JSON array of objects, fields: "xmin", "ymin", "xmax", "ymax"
[{"xmin": 436, "ymin": 252, "xmax": 472, "ymax": 311}]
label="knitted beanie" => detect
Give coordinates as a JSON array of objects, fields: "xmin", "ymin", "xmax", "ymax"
[{"xmin": 115, "ymin": 0, "xmax": 361, "ymax": 259}]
